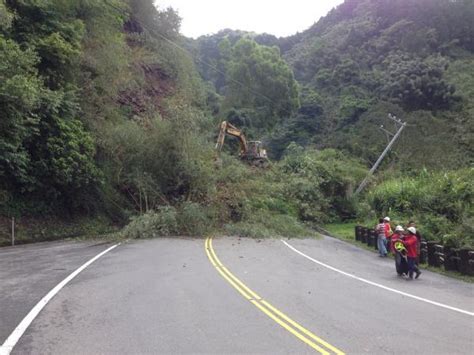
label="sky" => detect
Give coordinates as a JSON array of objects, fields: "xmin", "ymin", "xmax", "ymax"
[{"xmin": 157, "ymin": 0, "xmax": 345, "ymax": 38}]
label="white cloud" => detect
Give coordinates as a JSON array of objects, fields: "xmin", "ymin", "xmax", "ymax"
[{"xmin": 157, "ymin": 0, "xmax": 345, "ymax": 38}]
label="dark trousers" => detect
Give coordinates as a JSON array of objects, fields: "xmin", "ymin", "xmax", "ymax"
[{"xmin": 407, "ymin": 257, "xmax": 419, "ymax": 278}]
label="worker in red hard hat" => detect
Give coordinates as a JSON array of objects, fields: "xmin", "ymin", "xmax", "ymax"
[{"xmin": 402, "ymin": 227, "xmax": 421, "ymax": 279}]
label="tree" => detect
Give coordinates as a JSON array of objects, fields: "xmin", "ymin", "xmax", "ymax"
[
  {"xmin": 0, "ymin": 36, "xmax": 42, "ymax": 186},
  {"xmin": 380, "ymin": 54, "xmax": 457, "ymax": 110},
  {"xmin": 128, "ymin": 0, "xmax": 181, "ymax": 39},
  {"xmin": 222, "ymin": 38, "xmax": 300, "ymax": 131},
  {"xmin": 0, "ymin": 0, "xmax": 13, "ymax": 29}
]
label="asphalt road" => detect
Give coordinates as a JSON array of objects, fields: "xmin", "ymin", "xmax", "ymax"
[{"xmin": 1, "ymin": 236, "xmax": 473, "ymax": 354}]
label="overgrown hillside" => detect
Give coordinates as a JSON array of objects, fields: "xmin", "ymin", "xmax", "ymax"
[
  {"xmin": 193, "ymin": 0, "xmax": 474, "ymax": 168},
  {"xmin": 0, "ymin": 0, "xmax": 206, "ymax": 219},
  {"xmin": 281, "ymin": 0, "xmax": 474, "ymax": 168},
  {"xmin": 190, "ymin": 0, "xmax": 473, "ymax": 247},
  {"xmin": 283, "ymin": 0, "xmax": 473, "ymax": 246},
  {"xmin": 0, "ymin": 0, "xmax": 472, "ymax": 249},
  {"xmin": 0, "ymin": 0, "xmax": 364, "ymax": 245}
]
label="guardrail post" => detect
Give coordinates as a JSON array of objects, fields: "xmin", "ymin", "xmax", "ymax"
[
  {"xmin": 355, "ymin": 226, "xmax": 362, "ymax": 241},
  {"xmin": 367, "ymin": 229, "xmax": 374, "ymax": 247},
  {"xmin": 459, "ymin": 249, "xmax": 474, "ymax": 276},
  {"xmin": 427, "ymin": 241, "xmax": 439, "ymax": 267},
  {"xmin": 370, "ymin": 229, "xmax": 377, "ymax": 249},
  {"xmin": 419, "ymin": 240, "xmax": 428, "ymax": 264},
  {"xmin": 361, "ymin": 227, "xmax": 368, "ymax": 244},
  {"xmin": 434, "ymin": 244, "xmax": 445, "ymax": 268},
  {"xmin": 444, "ymin": 247, "xmax": 461, "ymax": 272},
  {"xmin": 11, "ymin": 217, "xmax": 15, "ymax": 246}
]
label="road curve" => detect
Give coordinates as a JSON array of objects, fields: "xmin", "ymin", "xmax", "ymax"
[
  {"xmin": 1, "ymin": 236, "xmax": 472, "ymax": 354},
  {"xmin": 214, "ymin": 236, "xmax": 473, "ymax": 354}
]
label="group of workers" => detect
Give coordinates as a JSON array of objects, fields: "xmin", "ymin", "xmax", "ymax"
[{"xmin": 375, "ymin": 217, "xmax": 422, "ymax": 280}]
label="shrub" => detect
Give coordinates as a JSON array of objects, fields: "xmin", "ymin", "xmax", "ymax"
[
  {"xmin": 121, "ymin": 201, "xmax": 216, "ymax": 238},
  {"xmin": 121, "ymin": 206, "xmax": 178, "ymax": 239},
  {"xmin": 177, "ymin": 201, "xmax": 212, "ymax": 236},
  {"xmin": 101, "ymin": 117, "xmax": 216, "ymax": 213},
  {"xmin": 278, "ymin": 144, "xmax": 367, "ymax": 223},
  {"xmin": 366, "ymin": 169, "xmax": 473, "ymax": 222}
]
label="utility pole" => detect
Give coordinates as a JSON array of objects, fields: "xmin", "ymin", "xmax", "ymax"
[{"xmin": 354, "ymin": 114, "xmax": 407, "ymax": 195}]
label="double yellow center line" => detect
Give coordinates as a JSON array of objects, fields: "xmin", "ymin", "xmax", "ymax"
[{"xmin": 205, "ymin": 237, "xmax": 345, "ymax": 355}]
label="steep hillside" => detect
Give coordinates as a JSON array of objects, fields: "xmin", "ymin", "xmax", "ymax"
[
  {"xmin": 280, "ymin": 0, "xmax": 474, "ymax": 168},
  {"xmin": 2, "ymin": 0, "xmax": 363, "ymax": 245},
  {"xmin": 1, "ymin": 0, "xmax": 472, "ymax": 248},
  {"xmin": 0, "ymin": 0, "xmax": 208, "ymax": 219}
]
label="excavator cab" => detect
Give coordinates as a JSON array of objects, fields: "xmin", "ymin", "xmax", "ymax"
[
  {"xmin": 242, "ymin": 141, "xmax": 268, "ymax": 168},
  {"xmin": 243, "ymin": 141, "xmax": 267, "ymax": 159}
]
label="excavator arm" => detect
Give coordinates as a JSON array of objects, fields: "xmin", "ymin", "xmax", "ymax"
[
  {"xmin": 215, "ymin": 121, "xmax": 248, "ymax": 156},
  {"xmin": 215, "ymin": 121, "xmax": 269, "ymax": 167}
]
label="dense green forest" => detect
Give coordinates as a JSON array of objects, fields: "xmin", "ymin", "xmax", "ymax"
[
  {"xmin": 0, "ymin": 0, "xmax": 472, "ymax": 248},
  {"xmin": 194, "ymin": 0, "xmax": 474, "ymax": 167},
  {"xmin": 1, "ymin": 0, "xmax": 206, "ymax": 215}
]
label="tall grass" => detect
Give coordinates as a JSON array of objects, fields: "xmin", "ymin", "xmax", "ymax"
[{"xmin": 366, "ymin": 168, "xmax": 473, "ymax": 247}]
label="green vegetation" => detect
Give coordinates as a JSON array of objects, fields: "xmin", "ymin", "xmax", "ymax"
[
  {"xmin": 119, "ymin": 147, "xmax": 366, "ymax": 239},
  {"xmin": 364, "ymin": 169, "xmax": 474, "ymax": 248},
  {"xmin": 0, "ymin": 0, "xmax": 472, "ymax": 249},
  {"xmin": 284, "ymin": 0, "xmax": 473, "ymax": 169},
  {"xmin": 324, "ymin": 222, "xmax": 357, "ymax": 243},
  {"xmin": 194, "ymin": 0, "xmax": 473, "ymax": 167},
  {"xmin": 190, "ymin": 0, "xmax": 473, "ymax": 248},
  {"xmin": 0, "ymin": 0, "xmax": 207, "ymax": 218},
  {"xmin": 0, "ymin": 215, "xmax": 117, "ymax": 247},
  {"xmin": 203, "ymin": 37, "xmax": 299, "ymax": 134}
]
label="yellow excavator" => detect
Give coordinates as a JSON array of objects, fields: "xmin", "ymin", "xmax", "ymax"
[{"xmin": 215, "ymin": 121, "xmax": 269, "ymax": 167}]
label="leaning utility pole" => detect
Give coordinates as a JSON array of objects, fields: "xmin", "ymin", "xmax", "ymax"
[{"xmin": 354, "ymin": 114, "xmax": 407, "ymax": 195}]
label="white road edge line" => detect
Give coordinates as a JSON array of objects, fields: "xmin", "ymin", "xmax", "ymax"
[
  {"xmin": 281, "ymin": 240, "xmax": 474, "ymax": 317},
  {"xmin": 0, "ymin": 243, "xmax": 120, "ymax": 355}
]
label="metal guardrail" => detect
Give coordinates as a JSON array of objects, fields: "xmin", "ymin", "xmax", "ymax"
[
  {"xmin": 368, "ymin": 229, "xmax": 377, "ymax": 248},
  {"xmin": 355, "ymin": 226, "xmax": 474, "ymax": 276}
]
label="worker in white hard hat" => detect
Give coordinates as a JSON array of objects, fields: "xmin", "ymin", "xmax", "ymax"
[
  {"xmin": 407, "ymin": 220, "xmax": 422, "ymax": 264},
  {"xmin": 390, "ymin": 225, "xmax": 404, "ymax": 252},
  {"xmin": 402, "ymin": 227, "xmax": 421, "ymax": 279},
  {"xmin": 391, "ymin": 225, "xmax": 408, "ymax": 276}
]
